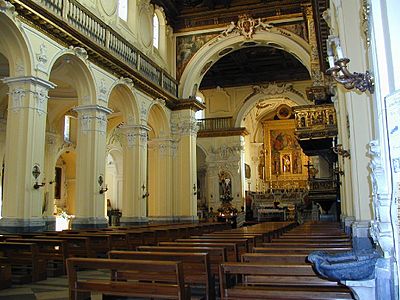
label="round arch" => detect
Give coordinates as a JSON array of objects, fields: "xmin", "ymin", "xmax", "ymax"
[
  {"xmin": 180, "ymin": 29, "xmax": 311, "ymax": 98},
  {"xmin": 0, "ymin": 12, "xmax": 32, "ymax": 76},
  {"xmin": 147, "ymin": 103, "xmax": 170, "ymax": 137},
  {"xmin": 48, "ymin": 52, "xmax": 96, "ymax": 105},
  {"xmin": 234, "ymin": 90, "xmax": 309, "ymax": 127},
  {"xmin": 108, "ymin": 80, "xmax": 139, "ymax": 124}
]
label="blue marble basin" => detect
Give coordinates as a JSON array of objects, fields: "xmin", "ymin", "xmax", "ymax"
[{"xmin": 308, "ymin": 250, "xmax": 379, "ymax": 281}]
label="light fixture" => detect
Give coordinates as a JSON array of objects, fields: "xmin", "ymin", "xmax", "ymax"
[
  {"xmin": 32, "ymin": 165, "xmax": 45, "ymax": 189},
  {"xmin": 98, "ymin": 175, "xmax": 108, "ymax": 194},
  {"xmin": 142, "ymin": 184, "xmax": 149, "ymax": 199},
  {"xmin": 332, "ymin": 144, "xmax": 350, "ymax": 158},
  {"xmin": 326, "ymin": 35, "xmax": 374, "ymax": 94}
]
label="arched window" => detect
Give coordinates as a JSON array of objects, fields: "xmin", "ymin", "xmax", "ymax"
[
  {"xmin": 63, "ymin": 115, "xmax": 71, "ymax": 142},
  {"xmin": 118, "ymin": 0, "xmax": 128, "ymax": 21},
  {"xmin": 153, "ymin": 13, "xmax": 160, "ymax": 48},
  {"xmin": 195, "ymin": 96, "xmax": 205, "ymax": 120}
]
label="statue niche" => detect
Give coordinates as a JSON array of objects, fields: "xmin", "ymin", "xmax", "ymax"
[{"xmin": 219, "ymin": 170, "xmax": 232, "ymax": 202}]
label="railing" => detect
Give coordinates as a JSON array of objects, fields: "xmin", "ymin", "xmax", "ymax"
[
  {"xmin": 309, "ymin": 178, "xmax": 337, "ymax": 191},
  {"xmin": 197, "ymin": 117, "xmax": 233, "ymax": 131},
  {"xmin": 24, "ymin": 0, "xmax": 177, "ymax": 97}
]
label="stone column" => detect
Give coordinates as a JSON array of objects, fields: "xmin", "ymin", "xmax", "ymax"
[
  {"xmin": 71, "ymin": 104, "xmax": 112, "ymax": 229},
  {"xmin": 0, "ymin": 76, "xmax": 55, "ymax": 232},
  {"xmin": 171, "ymin": 110, "xmax": 198, "ymax": 221},
  {"xmin": 119, "ymin": 124, "xmax": 150, "ymax": 225},
  {"xmin": 148, "ymin": 137, "xmax": 174, "ymax": 222}
]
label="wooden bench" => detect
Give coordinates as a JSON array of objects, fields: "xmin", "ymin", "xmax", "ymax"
[
  {"xmin": 261, "ymin": 242, "xmax": 352, "ymax": 248},
  {"xmin": 160, "ymin": 241, "xmax": 239, "ymax": 262},
  {"xmin": 67, "ymin": 257, "xmax": 190, "ymax": 300},
  {"xmin": 109, "ymin": 250, "xmax": 215, "ymax": 300},
  {"xmin": 0, "ymin": 263, "xmax": 12, "ymax": 289},
  {"xmin": 137, "ymin": 245, "xmax": 227, "ymax": 279},
  {"xmin": 253, "ymin": 246, "xmax": 352, "ymax": 254},
  {"xmin": 219, "ymin": 262, "xmax": 354, "ymax": 299},
  {"xmin": 6, "ymin": 238, "xmax": 68, "ymax": 276},
  {"xmin": 175, "ymin": 238, "xmax": 248, "ymax": 258},
  {"xmin": 0, "ymin": 242, "xmax": 47, "ymax": 283},
  {"xmin": 241, "ymin": 253, "xmax": 309, "ymax": 265},
  {"xmin": 35, "ymin": 235, "xmax": 91, "ymax": 258},
  {"xmin": 191, "ymin": 235, "xmax": 257, "ymax": 250}
]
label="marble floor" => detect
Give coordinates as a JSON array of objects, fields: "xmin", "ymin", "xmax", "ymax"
[{"xmin": 0, "ymin": 270, "xmax": 107, "ymax": 300}]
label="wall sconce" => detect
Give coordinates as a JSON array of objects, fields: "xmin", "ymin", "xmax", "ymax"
[
  {"xmin": 32, "ymin": 165, "xmax": 45, "ymax": 189},
  {"xmin": 332, "ymin": 144, "xmax": 351, "ymax": 158},
  {"xmin": 98, "ymin": 175, "xmax": 108, "ymax": 194},
  {"xmin": 193, "ymin": 184, "xmax": 197, "ymax": 195},
  {"xmin": 326, "ymin": 35, "xmax": 374, "ymax": 94},
  {"xmin": 142, "ymin": 184, "xmax": 149, "ymax": 199}
]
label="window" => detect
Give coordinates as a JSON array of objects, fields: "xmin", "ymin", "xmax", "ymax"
[
  {"xmin": 195, "ymin": 96, "xmax": 204, "ymax": 120},
  {"xmin": 118, "ymin": 0, "xmax": 128, "ymax": 21},
  {"xmin": 153, "ymin": 13, "xmax": 159, "ymax": 48},
  {"xmin": 64, "ymin": 115, "xmax": 71, "ymax": 142}
]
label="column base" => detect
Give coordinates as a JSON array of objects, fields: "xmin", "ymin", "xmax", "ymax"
[
  {"xmin": 343, "ymin": 216, "xmax": 355, "ymax": 235},
  {"xmin": 70, "ymin": 217, "xmax": 108, "ymax": 229},
  {"xmin": 120, "ymin": 217, "xmax": 149, "ymax": 226},
  {"xmin": 43, "ymin": 215, "xmax": 56, "ymax": 231},
  {"xmin": 352, "ymin": 220, "xmax": 373, "ymax": 251},
  {"xmin": 341, "ymin": 278, "xmax": 375, "ymax": 300},
  {"xmin": 0, "ymin": 217, "xmax": 46, "ymax": 233},
  {"xmin": 148, "ymin": 216, "xmax": 199, "ymax": 223}
]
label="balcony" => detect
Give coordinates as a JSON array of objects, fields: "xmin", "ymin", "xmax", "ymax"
[
  {"xmin": 197, "ymin": 117, "xmax": 248, "ymax": 137},
  {"xmin": 10, "ymin": 0, "xmax": 177, "ymax": 100}
]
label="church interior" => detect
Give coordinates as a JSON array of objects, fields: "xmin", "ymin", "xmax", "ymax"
[{"xmin": 0, "ymin": 0, "xmax": 399, "ymax": 299}]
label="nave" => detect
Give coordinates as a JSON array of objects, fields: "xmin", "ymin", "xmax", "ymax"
[{"xmin": 0, "ymin": 221, "xmax": 357, "ymax": 299}]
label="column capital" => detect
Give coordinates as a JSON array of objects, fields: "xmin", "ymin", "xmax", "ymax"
[
  {"xmin": 148, "ymin": 137, "xmax": 177, "ymax": 156},
  {"xmin": 3, "ymin": 76, "xmax": 56, "ymax": 116},
  {"xmin": 119, "ymin": 124, "xmax": 151, "ymax": 148},
  {"xmin": 2, "ymin": 75, "xmax": 56, "ymax": 90},
  {"xmin": 74, "ymin": 105, "xmax": 112, "ymax": 135}
]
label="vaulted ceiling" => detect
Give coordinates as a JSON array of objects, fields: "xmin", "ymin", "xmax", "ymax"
[{"xmin": 152, "ymin": 0, "xmax": 329, "ymax": 89}]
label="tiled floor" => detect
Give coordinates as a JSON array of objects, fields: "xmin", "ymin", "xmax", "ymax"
[{"xmin": 0, "ymin": 270, "xmax": 107, "ymax": 300}]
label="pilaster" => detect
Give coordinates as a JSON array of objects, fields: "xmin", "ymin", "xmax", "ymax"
[
  {"xmin": 0, "ymin": 76, "xmax": 55, "ymax": 232},
  {"xmin": 118, "ymin": 124, "xmax": 150, "ymax": 225},
  {"xmin": 171, "ymin": 109, "xmax": 198, "ymax": 219},
  {"xmin": 71, "ymin": 104, "xmax": 112, "ymax": 229}
]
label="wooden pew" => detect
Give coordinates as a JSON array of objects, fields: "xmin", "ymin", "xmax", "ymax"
[
  {"xmin": 109, "ymin": 250, "xmax": 215, "ymax": 300},
  {"xmin": 137, "ymin": 245, "xmax": 227, "ymax": 279},
  {"xmin": 0, "ymin": 242, "xmax": 47, "ymax": 283},
  {"xmin": 0, "ymin": 263, "xmax": 12, "ymax": 289},
  {"xmin": 174, "ymin": 238, "xmax": 248, "ymax": 258},
  {"xmin": 261, "ymin": 242, "xmax": 352, "ymax": 248},
  {"xmin": 6, "ymin": 238, "xmax": 68, "ymax": 276},
  {"xmin": 253, "ymin": 246, "xmax": 352, "ymax": 254},
  {"xmin": 35, "ymin": 235, "xmax": 91, "ymax": 258},
  {"xmin": 241, "ymin": 253, "xmax": 309, "ymax": 265},
  {"xmin": 191, "ymin": 235, "xmax": 257, "ymax": 250},
  {"xmin": 66, "ymin": 257, "xmax": 190, "ymax": 300},
  {"xmin": 160, "ymin": 241, "xmax": 239, "ymax": 262},
  {"xmin": 219, "ymin": 262, "xmax": 354, "ymax": 299}
]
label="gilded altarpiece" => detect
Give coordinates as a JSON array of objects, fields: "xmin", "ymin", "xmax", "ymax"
[{"xmin": 263, "ymin": 120, "xmax": 308, "ymax": 187}]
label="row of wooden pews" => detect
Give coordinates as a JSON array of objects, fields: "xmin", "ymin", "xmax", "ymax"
[
  {"xmin": 0, "ymin": 221, "xmax": 229, "ymax": 291},
  {"xmin": 65, "ymin": 221, "xmax": 294, "ymax": 299},
  {"xmin": 218, "ymin": 221, "xmax": 356, "ymax": 299}
]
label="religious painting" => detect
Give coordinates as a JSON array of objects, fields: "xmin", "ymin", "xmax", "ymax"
[
  {"xmin": 176, "ymin": 32, "xmax": 219, "ymax": 80},
  {"xmin": 263, "ymin": 120, "xmax": 308, "ymax": 183}
]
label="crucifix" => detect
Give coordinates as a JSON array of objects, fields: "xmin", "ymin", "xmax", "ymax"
[{"xmin": 304, "ymin": 160, "xmax": 314, "ymax": 180}]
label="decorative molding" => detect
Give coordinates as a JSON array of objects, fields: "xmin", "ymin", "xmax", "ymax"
[
  {"xmin": 119, "ymin": 124, "xmax": 151, "ymax": 148},
  {"xmin": 36, "ymin": 43, "xmax": 48, "ymax": 73},
  {"xmin": 171, "ymin": 115, "xmax": 198, "ymax": 137},
  {"xmin": 74, "ymin": 105, "xmax": 112, "ymax": 135},
  {"xmin": 153, "ymin": 98, "xmax": 166, "ymax": 106},
  {"xmin": 212, "ymin": 14, "xmax": 274, "ymax": 43},
  {"xmin": 243, "ymin": 83, "xmax": 305, "ymax": 104},
  {"xmin": 0, "ymin": 0, "xmax": 15, "ymax": 14},
  {"xmin": 361, "ymin": 0, "xmax": 371, "ymax": 48},
  {"xmin": 70, "ymin": 46, "xmax": 88, "ymax": 60},
  {"xmin": 2, "ymin": 76, "xmax": 56, "ymax": 115},
  {"xmin": 98, "ymin": 78, "xmax": 108, "ymax": 102}
]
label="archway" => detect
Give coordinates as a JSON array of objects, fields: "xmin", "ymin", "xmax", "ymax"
[{"xmin": 180, "ymin": 29, "xmax": 311, "ymax": 98}]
